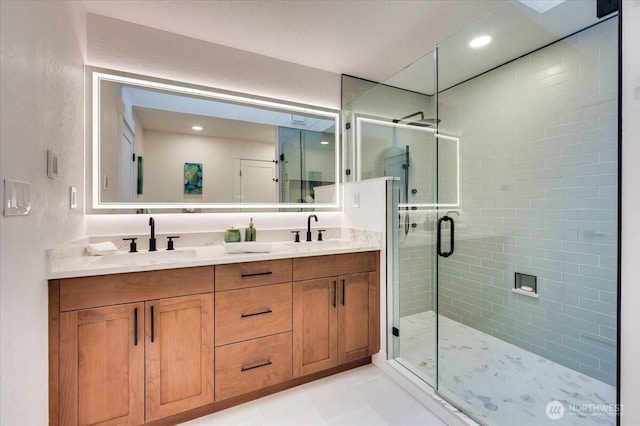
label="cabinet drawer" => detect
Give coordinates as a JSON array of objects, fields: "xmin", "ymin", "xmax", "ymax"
[
  {"xmin": 215, "ymin": 283, "xmax": 292, "ymax": 346},
  {"xmin": 59, "ymin": 267, "xmax": 214, "ymax": 312},
  {"xmin": 292, "ymin": 252, "xmax": 377, "ymax": 281},
  {"xmin": 215, "ymin": 259, "xmax": 292, "ymax": 291},
  {"xmin": 215, "ymin": 332, "xmax": 292, "ymax": 400}
]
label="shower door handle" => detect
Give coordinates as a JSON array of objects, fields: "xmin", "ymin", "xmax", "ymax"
[{"xmin": 437, "ymin": 216, "xmax": 455, "ymax": 258}]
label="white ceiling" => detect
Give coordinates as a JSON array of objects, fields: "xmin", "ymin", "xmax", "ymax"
[
  {"xmin": 386, "ymin": 0, "xmax": 606, "ymax": 94},
  {"xmin": 81, "ymin": 0, "xmax": 506, "ymax": 84}
]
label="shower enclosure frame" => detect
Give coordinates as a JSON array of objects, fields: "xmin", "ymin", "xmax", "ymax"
[{"xmin": 370, "ymin": 13, "xmax": 621, "ymax": 425}]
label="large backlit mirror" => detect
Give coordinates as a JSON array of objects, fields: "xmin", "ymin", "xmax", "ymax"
[{"xmin": 88, "ymin": 68, "xmax": 340, "ymax": 212}]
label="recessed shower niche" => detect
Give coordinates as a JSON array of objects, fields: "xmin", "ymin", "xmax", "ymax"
[{"xmin": 513, "ymin": 272, "xmax": 538, "ymax": 298}]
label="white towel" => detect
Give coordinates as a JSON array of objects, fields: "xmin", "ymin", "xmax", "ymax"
[{"xmin": 86, "ymin": 241, "xmax": 118, "ymax": 256}]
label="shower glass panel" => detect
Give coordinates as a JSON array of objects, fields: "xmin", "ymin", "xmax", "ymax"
[
  {"xmin": 435, "ymin": 3, "xmax": 619, "ymax": 425},
  {"xmin": 357, "ymin": 117, "xmax": 439, "ymax": 387}
]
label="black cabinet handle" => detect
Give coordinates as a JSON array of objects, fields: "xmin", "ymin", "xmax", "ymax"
[
  {"xmin": 241, "ymin": 271, "xmax": 273, "ymax": 278},
  {"xmin": 134, "ymin": 308, "xmax": 138, "ymax": 346},
  {"xmin": 241, "ymin": 309, "xmax": 273, "ymax": 318},
  {"xmin": 437, "ymin": 216, "xmax": 455, "ymax": 258},
  {"xmin": 341, "ymin": 279, "xmax": 346, "ymax": 306},
  {"xmin": 333, "ymin": 281, "xmax": 337, "ymax": 308},
  {"xmin": 150, "ymin": 305, "xmax": 155, "ymax": 343},
  {"xmin": 241, "ymin": 360, "xmax": 273, "ymax": 372}
]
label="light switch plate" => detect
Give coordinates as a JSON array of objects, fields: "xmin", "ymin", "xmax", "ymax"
[
  {"xmin": 70, "ymin": 186, "xmax": 77, "ymax": 209},
  {"xmin": 4, "ymin": 179, "xmax": 31, "ymax": 216},
  {"xmin": 47, "ymin": 150, "xmax": 58, "ymax": 179}
]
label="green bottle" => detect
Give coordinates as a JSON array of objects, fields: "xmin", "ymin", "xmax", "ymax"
[{"xmin": 245, "ymin": 217, "xmax": 256, "ymax": 241}]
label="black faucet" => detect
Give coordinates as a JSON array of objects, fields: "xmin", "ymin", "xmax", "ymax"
[
  {"xmin": 307, "ymin": 214, "xmax": 318, "ymax": 242},
  {"xmin": 149, "ymin": 217, "xmax": 157, "ymax": 251}
]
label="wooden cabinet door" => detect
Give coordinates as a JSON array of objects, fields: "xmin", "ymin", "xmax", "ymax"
[
  {"xmin": 292, "ymin": 278, "xmax": 338, "ymax": 377},
  {"xmin": 338, "ymin": 272, "xmax": 378, "ymax": 364},
  {"xmin": 59, "ymin": 303, "xmax": 144, "ymax": 426},
  {"xmin": 145, "ymin": 293, "xmax": 214, "ymax": 421}
]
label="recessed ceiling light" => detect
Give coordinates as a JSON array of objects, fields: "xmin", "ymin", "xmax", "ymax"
[
  {"xmin": 469, "ymin": 35, "xmax": 492, "ymax": 49},
  {"xmin": 192, "ymin": 125, "xmax": 203, "ymax": 131},
  {"xmin": 320, "ymin": 141, "xmax": 329, "ymax": 145}
]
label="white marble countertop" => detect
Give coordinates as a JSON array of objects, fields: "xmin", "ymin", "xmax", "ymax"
[{"xmin": 47, "ymin": 237, "xmax": 382, "ymax": 280}]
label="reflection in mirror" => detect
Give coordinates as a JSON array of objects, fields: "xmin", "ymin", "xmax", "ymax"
[
  {"xmin": 90, "ymin": 69, "xmax": 339, "ymax": 211},
  {"xmin": 355, "ymin": 118, "xmax": 459, "ymax": 207}
]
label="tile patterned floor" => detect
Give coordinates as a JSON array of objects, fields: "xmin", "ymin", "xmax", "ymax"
[
  {"xmin": 179, "ymin": 364, "xmax": 447, "ymax": 426},
  {"xmin": 399, "ymin": 311, "xmax": 616, "ymax": 426}
]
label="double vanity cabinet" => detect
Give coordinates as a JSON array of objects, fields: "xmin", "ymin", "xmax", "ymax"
[{"xmin": 48, "ymin": 250, "xmax": 379, "ymax": 425}]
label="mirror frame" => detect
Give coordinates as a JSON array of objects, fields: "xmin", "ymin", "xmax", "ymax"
[{"xmin": 88, "ymin": 67, "xmax": 341, "ymax": 212}]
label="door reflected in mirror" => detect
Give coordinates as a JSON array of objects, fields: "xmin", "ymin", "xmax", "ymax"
[{"xmin": 89, "ymin": 68, "xmax": 340, "ymax": 211}]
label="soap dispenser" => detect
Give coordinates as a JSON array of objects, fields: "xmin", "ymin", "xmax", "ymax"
[{"xmin": 245, "ymin": 217, "xmax": 256, "ymax": 242}]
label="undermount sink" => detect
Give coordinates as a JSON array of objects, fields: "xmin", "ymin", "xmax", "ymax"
[
  {"xmin": 284, "ymin": 240, "xmax": 352, "ymax": 250},
  {"xmin": 97, "ymin": 249, "xmax": 198, "ymax": 265}
]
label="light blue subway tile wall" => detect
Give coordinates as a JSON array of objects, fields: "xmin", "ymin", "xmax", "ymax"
[
  {"xmin": 437, "ymin": 18, "xmax": 618, "ymax": 385},
  {"xmin": 398, "ymin": 241, "xmax": 434, "ymax": 316}
]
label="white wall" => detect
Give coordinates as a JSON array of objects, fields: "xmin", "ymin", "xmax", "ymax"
[
  {"xmin": 87, "ymin": 14, "xmax": 341, "ymax": 110},
  {"xmin": 621, "ymin": 1, "xmax": 640, "ymax": 423},
  {"xmin": 342, "ymin": 178, "xmax": 390, "ymax": 375},
  {"xmin": 86, "ymin": 211, "xmax": 343, "ymax": 237},
  {"xmin": 0, "ymin": 1, "xmax": 87, "ymax": 424}
]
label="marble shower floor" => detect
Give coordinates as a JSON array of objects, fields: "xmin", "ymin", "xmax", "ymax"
[{"xmin": 398, "ymin": 311, "xmax": 616, "ymax": 426}]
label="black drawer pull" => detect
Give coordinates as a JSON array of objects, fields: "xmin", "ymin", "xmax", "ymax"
[
  {"xmin": 241, "ymin": 360, "xmax": 273, "ymax": 372},
  {"xmin": 240, "ymin": 271, "xmax": 273, "ymax": 278},
  {"xmin": 332, "ymin": 281, "xmax": 337, "ymax": 308},
  {"xmin": 150, "ymin": 305, "xmax": 155, "ymax": 343},
  {"xmin": 241, "ymin": 309, "xmax": 273, "ymax": 318}
]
